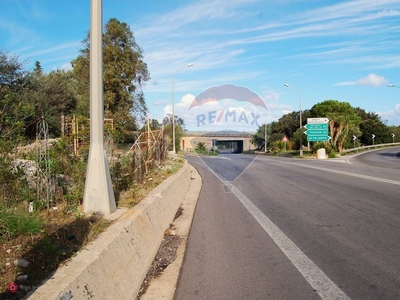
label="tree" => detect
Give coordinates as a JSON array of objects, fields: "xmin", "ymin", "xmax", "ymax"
[
  {"xmin": 310, "ymin": 100, "xmax": 361, "ymax": 152},
  {"xmin": 25, "ymin": 69, "xmax": 77, "ymax": 137},
  {"xmin": 139, "ymin": 118, "xmax": 161, "ymax": 132},
  {"xmin": 387, "ymin": 125, "xmax": 400, "ymax": 143},
  {"xmin": 251, "ymin": 124, "xmax": 267, "ymax": 150},
  {"xmin": 0, "ymin": 49, "xmax": 33, "ymax": 147},
  {"xmin": 72, "ymin": 18, "xmax": 150, "ymax": 134},
  {"xmin": 278, "ymin": 112, "xmax": 300, "ymax": 139},
  {"xmin": 162, "ymin": 114, "xmax": 185, "ymax": 151},
  {"xmin": 354, "ymin": 108, "xmax": 390, "ymax": 145}
]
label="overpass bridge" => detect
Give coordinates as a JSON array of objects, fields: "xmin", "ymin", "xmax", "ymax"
[{"xmin": 181, "ymin": 131, "xmax": 256, "ymax": 153}]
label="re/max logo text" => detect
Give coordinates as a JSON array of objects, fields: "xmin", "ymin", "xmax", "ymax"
[{"xmin": 196, "ymin": 109, "xmax": 260, "ymax": 127}]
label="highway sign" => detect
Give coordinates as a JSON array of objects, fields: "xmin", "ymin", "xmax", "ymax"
[
  {"xmin": 304, "ymin": 123, "xmax": 328, "ymax": 130},
  {"xmin": 307, "ymin": 135, "xmax": 331, "ymax": 142},
  {"xmin": 307, "ymin": 118, "xmax": 329, "ymax": 124},
  {"xmin": 305, "ymin": 129, "xmax": 328, "ymax": 135},
  {"xmin": 306, "ymin": 117, "xmax": 330, "ymax": 142}
]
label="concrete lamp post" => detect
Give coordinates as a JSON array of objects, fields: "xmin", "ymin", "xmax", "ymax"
[
  {"xmin": 284, "ymin": 83, "xmax": 303, "ymax": 156},
  {"xmin": 83, "ymin": 0, "xmax": 116, "ymax": 214},
  {"xmin": 172, "ymin": 63, "xmax": 194, "ymax": 153}
]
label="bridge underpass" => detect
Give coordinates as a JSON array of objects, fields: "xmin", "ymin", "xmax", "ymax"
[
  {"xmin": 215, "ymin": 140, "xmax": 243, "ymax": 153},
  {"xmin": 181, "ymin": 132, "xmax": 255, "ymax": 153}
]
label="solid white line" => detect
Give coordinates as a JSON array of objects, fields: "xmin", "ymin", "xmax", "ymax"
[
  {"xmin": 230, "ymin": 184, "xmax": 350, "ymax": 300},
  {"xmin": 280, "ymin": 161, "xmax": 400, "ymax": 186},
  {"xmin": 197, "ymin": 161, "xmax": 351, "ymax": 300}
]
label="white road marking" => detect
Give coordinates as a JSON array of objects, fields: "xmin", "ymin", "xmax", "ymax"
[
  {"xmin": 198, "ymin": 160, "xmax": 351, "ymax": 300},
  {"xmin": 280, "ymin": 161, "xmax": 400, "ymax": 186},
  {"xmin": 231, "ymin": 184, "xmax": 351, "ymax": 300}
]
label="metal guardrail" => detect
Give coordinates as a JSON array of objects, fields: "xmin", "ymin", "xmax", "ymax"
[{"xmin": 342, "ymin": 142, "xmax": 400, "ymax": 153}]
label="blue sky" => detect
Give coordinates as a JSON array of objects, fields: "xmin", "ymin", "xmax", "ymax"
[{"xmin": 1, "ymin": 0, "xmax": 400, "ymax": 132}]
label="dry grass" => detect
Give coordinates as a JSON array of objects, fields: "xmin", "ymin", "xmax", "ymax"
[{"xmin": 0, "ymin": 156, "xmax": 184, "ymax": 299}]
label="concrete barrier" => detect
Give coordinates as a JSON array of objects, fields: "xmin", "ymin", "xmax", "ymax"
[{"xmin": 26, "ymin": 160, "xmax": 192, "ymax": 300}]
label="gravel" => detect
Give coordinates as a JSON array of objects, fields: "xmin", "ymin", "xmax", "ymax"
[{"xmin": 136, "ymin": 206, "xmax": 184, "ymax": 299}]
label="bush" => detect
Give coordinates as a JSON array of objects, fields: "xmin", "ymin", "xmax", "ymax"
[
  {"xmin": 0, "ymin": 206, "xmax": 44, "ymax": 240},
  {"xmin": 196, "ymin": 142, "xmax": 206, "ymax": 151},
  {"xmin": 311, "ymin": 142, "xmax": 337, "ymax": 158}
]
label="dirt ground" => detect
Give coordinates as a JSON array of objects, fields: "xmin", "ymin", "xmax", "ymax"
[{"xmin": 136, "ymin": 206, "xmax": 184, "ymax": 299}]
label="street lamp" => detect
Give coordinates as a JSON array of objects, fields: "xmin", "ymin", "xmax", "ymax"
[
  {"xmin": 264, "ymin": 121, "xmax": 267, "ymax": 153},
  {"xmin": 284, "ymin": 83, "xmax": 303, "ymax": 156},
  {"xmin": 172, "ymin": 63, "xmax": 194, "ymax": 153},
  {"xmin": 388, "ymin": 84, "xmax": 400, "ymax": 88}
]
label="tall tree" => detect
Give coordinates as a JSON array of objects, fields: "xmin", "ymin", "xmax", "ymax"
[
  {"xmin": 162, "ymin": 114, "xmax": 185, "ymax": 151},
  {"xmin": 25, "ymin": 69, "xmax": 77, "ymax": 137},
  {"xmin": 278, "ymin": 112, "xmax": 298, "ymax": 138},
  {"xmin": 354, "ymin": 108, "xmax": 390, "ymax": 145},
  {"xmin": 0, "ymin": 50, "xmax": 33, "ymax": 146},
  {"xmin": 72, "ymin": 18, "xmax": 150, "ymax": 133},
  {"xmin": 310, "ymin": 100, "xmax": 361, "ymax": 152}
]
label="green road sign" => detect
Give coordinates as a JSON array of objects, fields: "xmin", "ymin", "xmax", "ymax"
[
  {"xmin": 304, "ymin": 123, "xmax": 328, "ymax": 130},
  {"xmin": 307, "ymin": 135, "xmax": 331, "ymax": 142},
  {"xmin": 305, "ymin": 129, "xmax": 329, "ymax": 135}
]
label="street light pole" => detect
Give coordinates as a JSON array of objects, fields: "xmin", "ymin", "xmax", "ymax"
[
  {"xmin": 264, "ymin": 122, "xmax": 267, "ymax": 153},
  {"xmin": 284, "ymin": 83, "xmax": 303, "ymax": 156},
  {"xmin": 388, "ymin": 84, "xmax": 400, "ymax": 88},
  {"xmin": 83, "ymin": 0, "xmax": 116, "ymax": 214},
  {"xmin": 264, "ymin": 116, "xmax": 268, "ymax": 153},
  {"xmin": 172, "ymin": 63, "xmax": 194, "ymax": 153}
]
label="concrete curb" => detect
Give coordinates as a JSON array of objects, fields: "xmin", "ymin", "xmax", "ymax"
[
  {"xmin": 140, "ymin": 163, "xmax": 201, "ymax": 300},
  {"xmin": 26, "ymin": 160, "xmax": 198, "ymax": 300}
]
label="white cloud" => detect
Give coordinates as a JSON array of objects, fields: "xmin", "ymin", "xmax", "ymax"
[
  {"xmin": 333, "ymin": 81, "xmax": 356, "ymax": 86},
  {"xmin": 60, "ymin": 63, "xmax": 72, "ymax": 71},
  {"xmin": 334, "ymin": 73, "xmax": 388, "ymax": 87},
  {"xmin": 356, "ymin": 73, "xmax": 388, "ymax": 87}
]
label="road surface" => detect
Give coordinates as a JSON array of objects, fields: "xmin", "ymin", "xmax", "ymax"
[{"xmin": 174, "ymin": 147, "xmax": 400, "ymax": 300}]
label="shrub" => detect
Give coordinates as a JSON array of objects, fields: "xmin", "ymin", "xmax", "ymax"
[
  {"xmin": 0, "ymin": 206, "xmax": 44, "ymax": 240},
  {"xmin": 311, "ymin": 142, "xmax": 337, "ymax": 158}
]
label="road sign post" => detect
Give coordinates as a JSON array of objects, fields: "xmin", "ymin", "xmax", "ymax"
[{"xmin": 305, "ymin": 118, "xmax": 330, "ymax": 142}]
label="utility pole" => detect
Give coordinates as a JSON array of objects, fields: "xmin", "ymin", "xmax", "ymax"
[{"xmin": 83, "ymin": 0, "xmax": 116, "ymax": 214}]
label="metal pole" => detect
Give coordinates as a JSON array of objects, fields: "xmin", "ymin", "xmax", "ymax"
[
  {"xmin": 172, "ymin": 63, "xmax": 193, "ymax": 153},
  {"xmin": 284, "ymin": 84, "xmax": 303, "ymax": 156},
  {"xmin": 264, "ymin": 122, "xmax": 267, "ymax": 153}
]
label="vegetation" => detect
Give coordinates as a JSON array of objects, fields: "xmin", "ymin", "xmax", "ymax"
[
  {"xmin": 310, "ymin": 100, "xmax": 361, "ymax": 153},
  {"xmin": 1, "ymin": 11, "xmax": 400, "ymax": 296},
  {"xmin": 252, "ymin": 100, "xmax": 400, "ymax": 156},
  {"xmin": 194, "ymin": 141, "xmax": 219, "ymax": 156},
  {"xmin": 0, "ymin": 17, "xmax": 183, "ymax": 299},
  {"xmin": 162, "ymin": 114, "xmax": 185, "ymax": 152},
  {"xmin": 72, "ymin": 18, "xmax": 150, "ymax": 137}
]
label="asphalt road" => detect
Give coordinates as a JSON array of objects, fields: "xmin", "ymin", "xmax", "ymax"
[{"xmin": 174, "ymin": 147, "xmax": 400, "ymax": 300}]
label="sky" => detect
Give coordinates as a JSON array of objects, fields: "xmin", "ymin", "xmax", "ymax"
[{"xmin": 1, "ymin": 0, "xmax": 400, "ymax": 132}]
